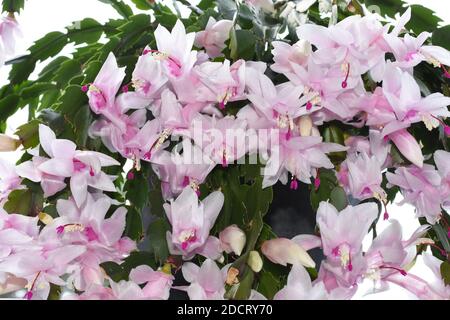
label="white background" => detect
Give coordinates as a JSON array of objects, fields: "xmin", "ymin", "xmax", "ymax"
[{"xmin": 0, "ymin": 0, "xmax": 448, "ymax": 300}]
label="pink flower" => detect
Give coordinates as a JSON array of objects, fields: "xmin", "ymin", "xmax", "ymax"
[
  {"xmin": 190, "ymin": 114, "xmax": 248, "ymax": 167},
  {"xmin": 164, "ymin": 186, "xmax": 224, "ymax": 260},
  {"xmin": 179, "ymin": 259, "xmax": 228, "ymax": 300},
  {"xmin": 129, "ymin": 265, "xmax": 174, "ymax": 300},
  {"xmin": 86, "ymin": 52, "xmax": 126, "ymax": 117},
  {"xmin": 386, "ymin": 164, "xmax": 443, "ymax": 224},
  {"xmin": 194, "ymin": 17, "xmax": 233, "ymax": 58},
  {"xmin": 0, "ymin": 159, "xmax": 22, "ymax": 202},
  {"xmin": 38, "ymin": 194, "xmax": 135, "ymax": 291},
  {"xmin": 274, "ymin": 265, "xmax": 329, "ymax": 300},
  {"xmin": 130, "ymin": 48, "xmax": 168, "ymax": 100},
  {"xmin": 262, "ymin": 134, "xmax": 347, "ymax": 188},
  {"xmin": 344, "ymin": 152, "xmax": 386, "ymax": 201},
  {"xmin": 17, "ymin": 124, "xmax": 119, "ymax": 206},
  {"xmin": 0, "ymin": 15, "xmax": 21, "ymax": 63},
  {"xmin": 317, "ymin": 201, "xmax": 377, "ymax": 271},
  {"xmin": 153, "ymin": 20, "xmax": 197, "ymax": 78}
]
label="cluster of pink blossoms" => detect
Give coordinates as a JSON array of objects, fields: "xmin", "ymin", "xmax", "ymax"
[{"xmin": 0, "ymin": 6, "xmax": 449, "ymax": 300}]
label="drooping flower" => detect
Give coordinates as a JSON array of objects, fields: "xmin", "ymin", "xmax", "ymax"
[{"xmin": 0, "ymin": 159, "xmax": 22, "ymax": 202}]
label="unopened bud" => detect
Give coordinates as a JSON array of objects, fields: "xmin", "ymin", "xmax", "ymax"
[
  {"xmin": 0, "ymin": 134, "xmax": 21, "ymax": 152},
  {"xmin": 247, "ymin": 250, "xmax": 263, "ymax": 273},
  {"xmin": 261, "ymin": 238, "xmax": 315, "ymax": 268},
  {"xmin": 219, "ymin": 224, "xmax": 246, "ymax": 256},
  {"xmin": 298, "ymin": 115, "xmax": 313, "ymax": 137}
]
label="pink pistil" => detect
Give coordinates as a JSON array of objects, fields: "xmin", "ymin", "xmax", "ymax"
[
  {"xmin": 431, "ymin": 115, "xmax": 450, "ymax": 137},
  {"xmin": 81, "ymin": 84, "xmax": 89, "ymax": 92},
  {"xmin": 182, "ymin": 176, "xmax": 190, "ymax": 188},
  {"xmin": 383, "ymin": 211, "xmax": 389, "ymax": 220},
  {"xmin": 127, "ymin": 171, "xmax": 135, "ymax": 180},
  {"xmin": 290, "ymin": 179, "xmax": 298, "ymax": 190},
  {"xmin": 218, "ymin": 100, "xmax": 225, "ymax": 110},
  {"xmin": 221, "ymin": 153, "xmax": 228, "ymax": 168},
  {"xmin": 380, "ymin": 265, "xmax": 407, "ymax": 276},
  {"xmin": 122, "ymin": 84, "xmax": 129, "ymax": 93},
  {"xmin": 89, "ymin": 167, "xmax": 95, "ymax": 177},
  {"xmin": 24, "ymin": 291, "xmax": 33, "ymax": 300},
  {"xmin": 306, "ymin": 101, "xmax": 313, "ymax": 111},
  {"xmin": 314, "ymin": 176, "xmax": 321, "ymax": 190},
  {"xmin": 56, "ymin": 225, "xmax": 65, "ymax": 235},
  {"xmin": 342, "ymin": 64, "xmax": 350, "ymax": 89}
]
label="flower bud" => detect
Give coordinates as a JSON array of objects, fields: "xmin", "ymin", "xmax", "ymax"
[
  {"xmin": 389, "ymin": 129, "xmax": 423, "ymax": 168},
  {"xmin": 298, "ymin": 115, "xmax": 313, "ymax": 136},
  {"xmin": 261, "ymin": 238, "xmax": 315, "ymax": 268},
  {"xmin": 219, "ymin": 224, "xmax": 246, "ymax": 256},
  {"xmin": 0, "ymin": 134, "xmax": 21, "ymax": 152},
  {"xmin": 247, "ymin": 250, "xmax": 263, "ymax": 273}
]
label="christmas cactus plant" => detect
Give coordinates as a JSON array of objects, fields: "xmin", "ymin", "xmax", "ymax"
[{"xmin": 0, "ymin": 0, "xmax": 449, "ymax": 300}]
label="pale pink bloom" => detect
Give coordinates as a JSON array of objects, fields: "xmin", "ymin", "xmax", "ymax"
[
  {"xmin": 164, "ymin": 187, "xmax": 224, "ymax": 260},
  {"xmin": 386, "ymin": 164, "xmax": 443, "ymax": 224},
  {"xmin": 246, "ymin": 74, "xmax": 311, "ymax": 134},
  {"xmin": 382, "ymin": 65, "xmax": 450, "ymax": 134},
  {"xmin": 219, "ymin": 225, "xmax": 246, "ymax": 256},
  {"xmin": 179, "ymin": 259, "xmax": 228, "ymax": 300},
  {"xmin": 317, "ymin": 201, "xmax": 377, "ymax": 272},
  {"xmin": 274, "ymin": 265, "xmax": 329, "ymax": 300},
  {"xmin": 190, "ymin": 114, "xmax": 248, "ymax": 167},
  {"xmin": 19, "ymin": 125, "xmax": 119, "ymax": 206},
  {"xmin": 261, "ymin": 238, "xmax": 315, "ymax": 268},
  {"xmin": 86, "ymin": 52, "xmax": 126, "ymax": 118},
  {"xmin": 296, "ymin": 15, "xmax": 387, "ymax": 77},
  {"xmin": 15, "ymin": 156, "xmax": 67, "ymax": 198},
  {"xmin": 151, "ymin": 140, "xmax": 215, "ymax": 199},
  {"xmin": 286, "ymin": 59, "xmax": 361, "ymax": 119},
  {"xmin": 154, "ymin": 20, "xmax": 197, "ymax": 78},
  {"xmin": 129, "ymin": 265, "xmax": 174, "ymax": 300},
  {"xmin": 271, "ymin": 40, "xmax": 312, "ymax": 75},
  {"xmin": 262, "ymin": 134, "xmax": 347, "ymax": 189},
  {"xmin": 38, "ymin": 194, "xmax": 135, "ymax": 291},
  {"xmin": 385, "ymin": 8, "xmax": 450, "ymax": 72},
  {"xmin": 364, "ymin": 220, "xmax": 430, "ymax": 291},
  {"xmin": 194, "ymin": 17, "xmax": 233, "ymax": 58},
  {"xmin": 344, "ymin": 152, "xmax": 385, "ymax": 201},
  {"xmin": 0, "ymin": 245, "xmax": 86, "ymax": 299},
  {"xmin": 0, "ymin": 159, "xmax": 22, "ymax": 202},
  {"xmin": 0, "ymin": 15, "xmax": 22, "ymax": 60},
  {"xmin": 130, "ymin": 48, "xmax": 168, "ymax": 100}
]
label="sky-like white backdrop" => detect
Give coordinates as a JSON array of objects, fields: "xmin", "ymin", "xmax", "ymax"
[{"xmin": 0, "ymin": 0, "xmax": 448, "ymax": 300}]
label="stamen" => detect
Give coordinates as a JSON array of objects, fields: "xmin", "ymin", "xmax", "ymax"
[{"xmin": 56, "ymin": 223, "xmax": 85, "ymax": 235}]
